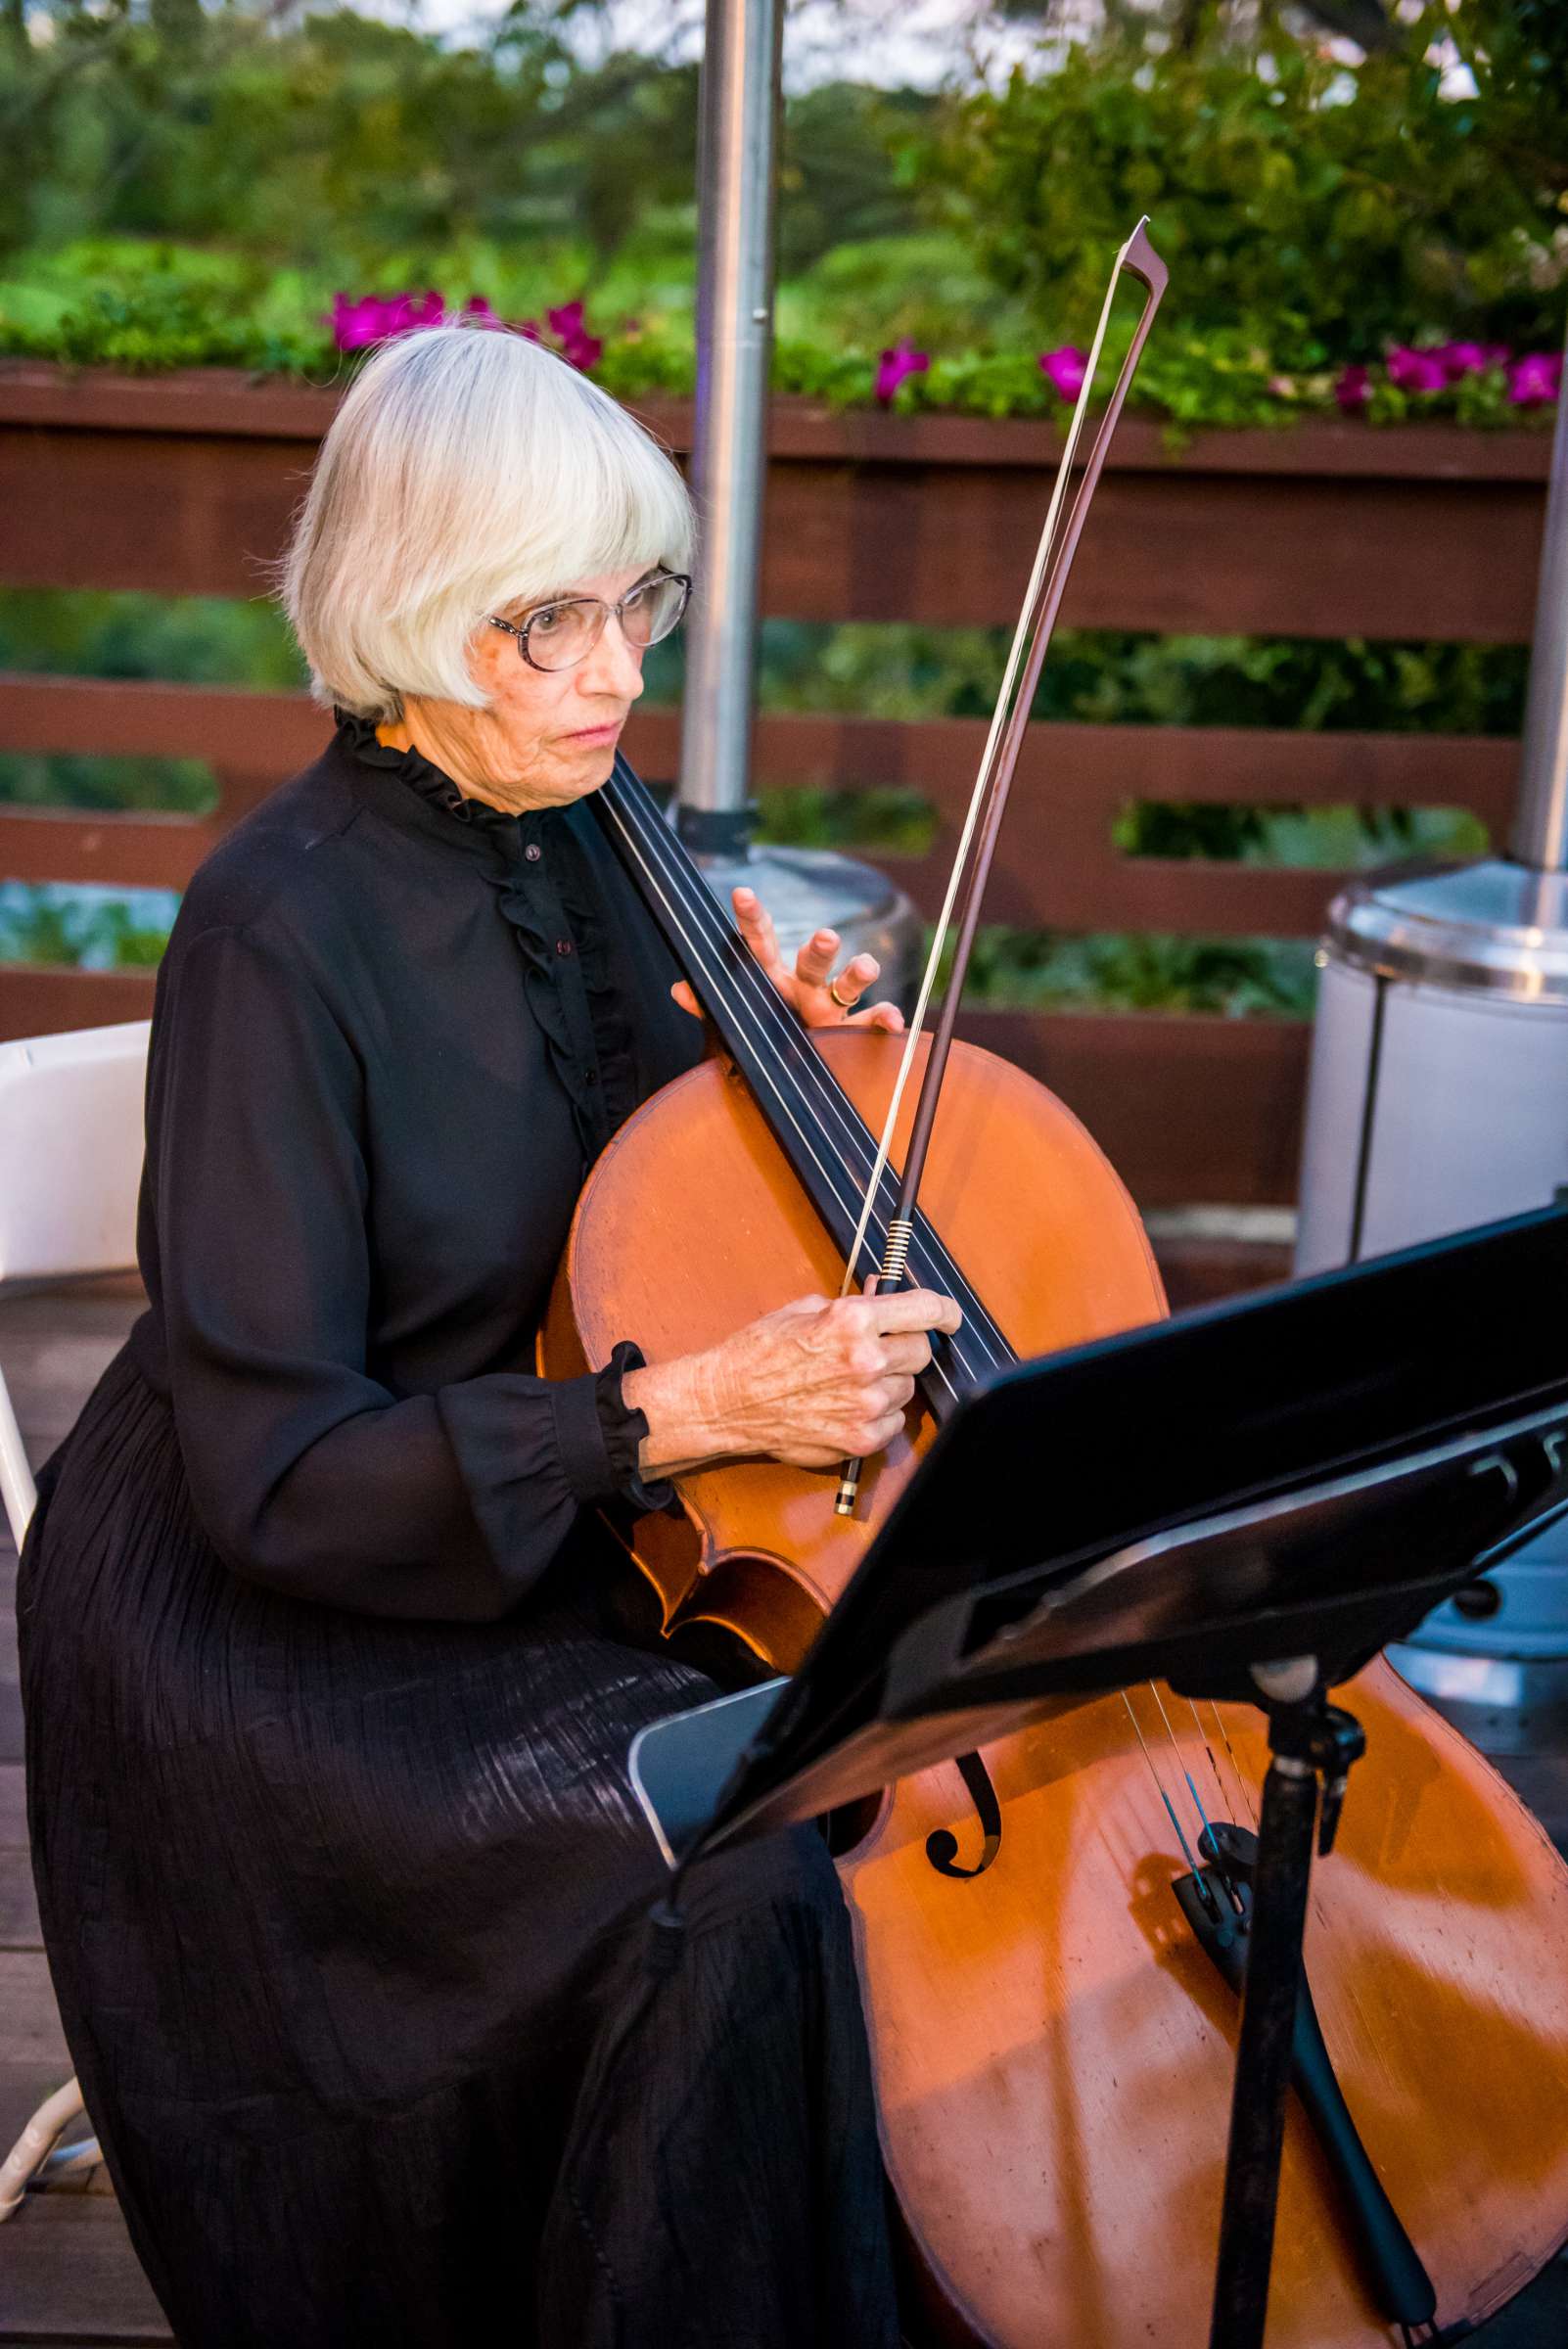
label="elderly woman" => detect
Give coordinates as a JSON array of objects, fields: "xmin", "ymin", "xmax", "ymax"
[{"xmin": 18, "ymin": 323, "xmax": 958, "ymax": 2348}]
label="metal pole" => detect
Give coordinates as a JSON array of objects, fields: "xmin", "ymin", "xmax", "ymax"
[
  {"xmin": 1510, "ymin": 312, "xmax": 1568, "ymax": 872},
  {"xmin": 677, "ymin": 0, "xmax": 782, "ymax": 857}
]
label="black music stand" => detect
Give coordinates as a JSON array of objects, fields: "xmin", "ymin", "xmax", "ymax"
[{"xmin": 628, "ymin": 1205, "xmax": 1568, "ymax": 2349}]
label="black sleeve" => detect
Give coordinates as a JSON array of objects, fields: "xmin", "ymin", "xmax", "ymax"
[{"xmin": 148, "ymin": 921, "xmax": 661, "ymax": 1622}]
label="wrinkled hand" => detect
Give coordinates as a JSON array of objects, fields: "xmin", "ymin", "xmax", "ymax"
[
  {"xmin": 625, "ymin": 1287, "xmax": 962, "ymax": 1479},
  {"xmin": 670, "ymin": 886, "xmax": 904, "ymax": 1034}
]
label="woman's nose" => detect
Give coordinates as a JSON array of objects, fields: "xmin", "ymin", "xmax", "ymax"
[{"xmin": 583, "ymin": 615, "xmax": 646, "ymax": 702}]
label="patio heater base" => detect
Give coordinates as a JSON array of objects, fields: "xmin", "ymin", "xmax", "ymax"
[{"xmin": 1295, "ymin": 857, "xmax": 1568, "ymax": 1727}]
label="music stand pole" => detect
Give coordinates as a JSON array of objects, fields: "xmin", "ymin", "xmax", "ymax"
[{"xmin": 1209, "ymin": 1664, "xmax": 1367, "ymax": 2349}]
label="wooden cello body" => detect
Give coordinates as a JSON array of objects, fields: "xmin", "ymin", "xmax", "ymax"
[{"xmin": 540, "ymin": 1025, "xmax": 1568, "ymax": 2348}]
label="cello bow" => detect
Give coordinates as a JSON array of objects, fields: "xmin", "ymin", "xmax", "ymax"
[{"xmin": 835, "ymin": 216, "xmax": 1169, "ymax": 1514}]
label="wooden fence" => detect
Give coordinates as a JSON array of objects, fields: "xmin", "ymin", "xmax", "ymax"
[{"xmin": 0, "ymin": 361, "xmax": 1549, "ymax": 1228}]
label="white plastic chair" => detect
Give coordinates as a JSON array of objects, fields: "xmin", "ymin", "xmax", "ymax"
[{"xmin": 0, "ymin": 1020, "xmax": 150, "ymax": 2219}]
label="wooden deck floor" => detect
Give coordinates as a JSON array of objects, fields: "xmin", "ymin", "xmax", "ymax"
[
  {"xmin": 1, "ymin": 1280, "xmax": 171, "ymax": 2345},
  {"xmin": 3, "ymin": 1280, "xmax": 1568, "ymax": 2346}
]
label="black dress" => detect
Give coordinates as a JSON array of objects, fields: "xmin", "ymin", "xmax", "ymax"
[{"xmin": 17, "ymin": 718, "xmax": 900, "ymax": 2349}]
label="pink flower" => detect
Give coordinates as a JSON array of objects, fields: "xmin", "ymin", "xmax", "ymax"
[
  {"xmin": 547, "ymin": 300, "xmax": 604, "ymax": 371},
  {"xmin": 874, "ymin": 340, "xmax": 929, "ymax": 404},
  {"xmin": 1386, "ymin": 345, "xmax": 1448, "ymax": 395},
  {"xmin": 1507, "ymin": 351, "xmax": 1562, "ymax": 407},
  {"xmin": 328, "ymin": 290, "xmax": 446, "ymax": 352},
  {"xmin": 329, "ymin": 294, "xmax": 397, "ymax": 351},
  {"xmin": 1434, "ymin": 340, "xmax": 1510, "ymax": 380},
  {"xmin": 463, "ymin": 295, "xmax": 502, "ymax": 327},
  {"xmin": 1038, "ymin": 345, "xmax": 1087, "ymax": 402},
  {"xmin": 1335, "ymin": 363, "xmax": 1372, "ymax": 413},
  {"xmin": 1267, "ymin": 374, "xmax": 1297, "ymax": 399}
]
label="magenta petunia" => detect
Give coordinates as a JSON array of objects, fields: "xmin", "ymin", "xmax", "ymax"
[
  {"xmin": 1434, "ymin": 340, "xmax": 1510, "ymax": 381},
  {"xmin": 1386, "ymin": 345, "xmax": 1448, "ymax": 395},
  {"xmin": 328, "ymin": 290, "xmax": 449, "ymax": 352},
  {"xmin": 1334, "ymin": 363, "xmax": 1371, "ymax": 413},
  {"xmin": 545, "ymin": 300, "xmax": 603, "ymax": 371},
  {"xmin": 1507, "ymin": 351, "xmax": 1562, "ymax": 407},
  {"xmin": 329, "ymin": 294, "xmax": 395, "ymax": 352},
  {"xmin": 463, "ymin": 295, "xmax": 502, "ymax": 327},
  {"xmin": 874, "ymin": 340, "xmax": 930, "ymax": 404},
  {"xmin": 1038, "ymin": 345, "xmax": 1087, "ymax": 402}
]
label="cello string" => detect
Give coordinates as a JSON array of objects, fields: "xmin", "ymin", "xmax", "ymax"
[
  {"xmin": 594, "ymin": 785, "xmax": 970, "ymax": 1407},
  {"xmin": 1150, "ymin": 1684, "xmax": 1243, "ymax": 1911},
  {"xmin": 603, "ymin": 774, "xmax": 978, "ymax": 1318},
  {"xmin": 1182, "ymin": 1696, "xmax": 1230, "ymax": 1812},
  {"xmin": 604, "ymin": 772, "xmax": 1017, "ymax": 1386},
  {"xmin": 1120, "ymin": 1689, "xmax": 1208, "ymax": 1884},
  {"xmin": 1187, "ymin": 1696, "xmax": 1256, "ymax": 1834},
  {"xmin": 1209, "ymin": 1699, "xmax": 1262, "ymax": 1829},
  {"xmin": 1123, "ymin": 1683, "xmax": 1250, "ymax": 1907},
  {"xmin": 1148, "ymin": 1682, "xmax": 1218, "ymax": 1850},
  {"xmin": 601, "ymin": 780, "xmax": 989, "ymax": 1394}
]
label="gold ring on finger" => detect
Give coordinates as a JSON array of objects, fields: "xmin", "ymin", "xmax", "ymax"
[{"xmin": 828, "ymin": 976, "xmax": 858, "ymax": 1011}]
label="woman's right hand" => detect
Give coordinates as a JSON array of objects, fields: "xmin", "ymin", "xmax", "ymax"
[{"xmin": 623, "ymin": 1288, "xmax": 963, "ymax": 1482}]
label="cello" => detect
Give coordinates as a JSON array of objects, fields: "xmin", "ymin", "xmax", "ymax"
[{"xmin": 539, "ymin": 226, "xmax": 1568, "ymax": 2344}]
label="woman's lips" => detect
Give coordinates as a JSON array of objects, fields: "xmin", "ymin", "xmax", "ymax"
[{"xmin": 565, "ymin": 720, "xmax": 623, "ymax": 746}]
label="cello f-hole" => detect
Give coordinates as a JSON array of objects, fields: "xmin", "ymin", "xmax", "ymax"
[{"xmin": 925, "ymin": 1751, "xmax": 1004, "ymax": 1879}]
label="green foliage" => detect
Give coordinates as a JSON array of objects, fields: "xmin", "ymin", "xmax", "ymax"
[
  {"xmin": 3, "ymin": 1, "xmax": 1561, "ymax": 417},
  {"xmin": 776, "ymin": 86, "xmax": 935, "ymax": 280},
  {"xmin": 2, "ymin": 241, "xmax": 1554, "ymax": 424},
  {"xmin": 0, "ymin": 584, "xmax": 299, "ymax": 818},
  {"xmin": 0, "ymin": 881, "xmax": 178, "ymax": 965},
  {"xmin": 743, "ymin": 621, "xmax": 1529, "ymax": 739},
  {"xmin": 0, "ymin": 751, "xmax": 215, "ymax": 812},
  {"xmin": 755, "ymin": 786, "xmax": 935, "ymax": 855},
  {"xmin": 918, "ymin": 1, "xmax": 1568, "ymax": 364},
  {"xmin": 0, "ymin": 0, "xmax": 698, "ymax": 270},
  {"xmin": 0, "ymin": 584, "xmax": 304, "ymax": 689},
  {"xmin": 961, "ymin": 925, "xmax": 1319, "ymax": 1017},
  {"xmin": 0, "ymin": 267, "xmax": 328, "ymax": 372},
  {"xmin": 1111, "ymin": 798, "xmax": 1487, "ymax": 868},
  {"xmin": 0, "ymin": 3, "xmax": 927, "ymax": 294}
]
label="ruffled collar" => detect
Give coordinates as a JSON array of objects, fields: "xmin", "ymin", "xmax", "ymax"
[{"xmin": 333, "ymin": 709, "xmax": 524, "ymax": 840}]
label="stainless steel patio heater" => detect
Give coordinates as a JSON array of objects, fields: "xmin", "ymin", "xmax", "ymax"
[
  {"xmin": 674, "ymin": 0, "xmax": 920, "ymax": 999},
  {"xmin": 1295, "ymin": 321, "xmax": 1568, "ymax": 1735}
]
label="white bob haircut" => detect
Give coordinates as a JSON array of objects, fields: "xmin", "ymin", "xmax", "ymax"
[{"xmin": 280, "ymin": 321, "xmax": 695, "ymax": 723}]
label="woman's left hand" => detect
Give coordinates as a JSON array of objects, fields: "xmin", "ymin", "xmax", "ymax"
[{"xmin": 671, "ymin": 886, "xmax": 904, "ymax": 1033}]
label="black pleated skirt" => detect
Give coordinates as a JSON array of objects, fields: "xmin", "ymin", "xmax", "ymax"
[{"xmin": 17, "ymin": 1350, "xmax": 899, "ymax": 2348}]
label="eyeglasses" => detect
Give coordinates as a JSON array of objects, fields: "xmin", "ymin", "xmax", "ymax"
[{"xmin": 487, "ymin": 572, "xmax": 692, "ymax": 673}]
